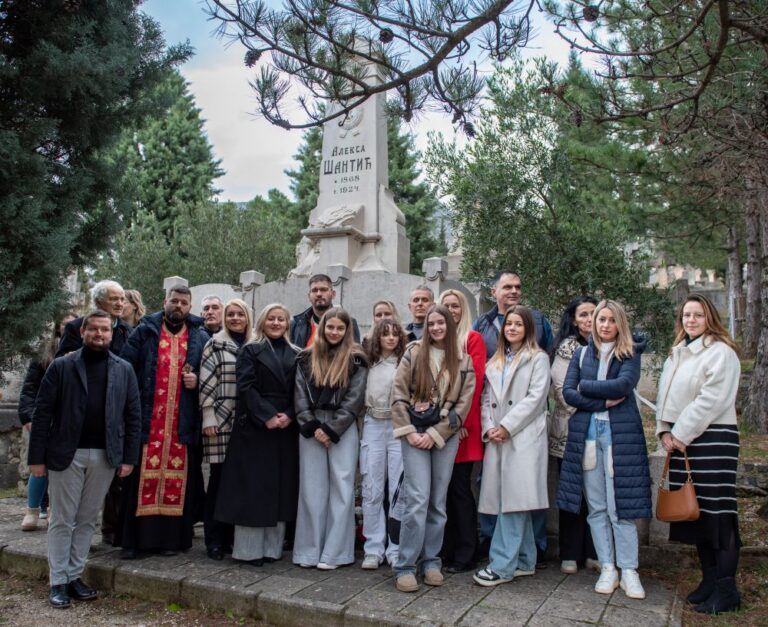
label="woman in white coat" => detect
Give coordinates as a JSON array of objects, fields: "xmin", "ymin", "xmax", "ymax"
[{"xmin": 474, "ymin": 306, "xmax": 551, "ymax": 587}]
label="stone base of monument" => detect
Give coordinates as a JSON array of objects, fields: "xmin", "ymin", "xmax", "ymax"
[{"xmin": 183, "ymin": 258, "xmax": 482, "ymax": 339}]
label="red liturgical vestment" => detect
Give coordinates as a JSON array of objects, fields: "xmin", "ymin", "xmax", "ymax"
[{"xmin": 136, "ymin": 325, "xmax": 189, "ymax": 516}]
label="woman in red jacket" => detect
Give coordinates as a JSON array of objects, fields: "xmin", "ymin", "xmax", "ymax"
[{"xmin": 438, "ymin": 289, "xmax": 486, "ymax": 572}]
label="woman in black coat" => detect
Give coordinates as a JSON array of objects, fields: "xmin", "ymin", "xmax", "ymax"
[{"xmin": 214, "ymin": 303, "xmax": 300, "ymax": 565}]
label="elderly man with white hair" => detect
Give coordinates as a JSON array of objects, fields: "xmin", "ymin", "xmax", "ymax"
[{"xmin": 57, "ymin": 280, "xmax": 132, "ymax": 358}]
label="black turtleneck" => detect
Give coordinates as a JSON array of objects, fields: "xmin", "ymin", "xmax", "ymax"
[
  {"xmin": 164, "ymin": 316, "xmax": 185, "ymax": 335},
  {"xmin": 230, "ymin": 331, "xmax": 246, "ymax": 347},
  {"xmin": 268, "ymin": 335, "xmax": 289, "ymax": 358},
  {"xmin": 78, "ymin": 345, "xmax": 108, "ymax": 450}
]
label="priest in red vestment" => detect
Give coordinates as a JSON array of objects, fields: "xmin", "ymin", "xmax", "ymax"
[{"xmin": 116, "ymin": 285, "xmax": 209, "ymax": 557}]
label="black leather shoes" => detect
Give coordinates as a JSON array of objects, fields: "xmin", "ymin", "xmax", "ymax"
[
  {"xmin": 67, "ymin": 578, "xmax": 97, "ymax": 601},
  {"xmin": 49, "ymin": 584, "xmax": 71, "ymax": 609},
  {"xmin": 207, "ymin": 547, "xmax": 224, "ymax": 561}
]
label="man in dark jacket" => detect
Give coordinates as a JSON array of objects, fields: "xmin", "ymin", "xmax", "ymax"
[
  {"xmin": 28, "ymin": 310, "xmax": 141, "ymax": 609},
  {"xmin": 200, "ymin": 294, "xmax": 223, "ymax": 335},
  {"xmin": 404, "ymin": 285, "xmax": 434, "ymax": 342},
  {"xmin": 117, "ymin": 284, "xmax": 208, "ymax": 558},
  {"xmin": 57, "ymin": 280, "xmax": 133, "ymax": 544},
  {"xmin": 290, "ymin": 274, "xmax": 360, "ymax": 347},
  {"xmin": 473, "ymin": 271, "xmax": 554, "ymax": 358},
  {"xmin": 57, "ymin": 280, "xmax": 132, "ymax": 358},
  {"xmin": 472, "ymin": 271, "xmax": 554, "ymax": 566}
]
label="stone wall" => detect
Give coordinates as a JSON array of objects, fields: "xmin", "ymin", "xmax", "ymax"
[{"xmin": 0, "ymin": 402, "xmax": 23, "ymax": 491}]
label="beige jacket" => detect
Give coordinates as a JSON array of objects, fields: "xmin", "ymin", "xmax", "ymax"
[{"xmin": 391, "ymin": 343, "xmax": 475, "ymax": 448}]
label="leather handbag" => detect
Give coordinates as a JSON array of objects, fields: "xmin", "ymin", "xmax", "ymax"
[{"xmin": 656, "ymin": 451, "xmax": 700, "ymax": 522}]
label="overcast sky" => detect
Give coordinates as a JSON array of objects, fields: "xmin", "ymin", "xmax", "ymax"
[{"xmin": 142, "ymin": 0, "xmax": 578, "ymax": 203}]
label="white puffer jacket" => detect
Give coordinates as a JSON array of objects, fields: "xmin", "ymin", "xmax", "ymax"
[{"xmin": 655, "ymin": 336, "xmax": 740, "ymax": 446}]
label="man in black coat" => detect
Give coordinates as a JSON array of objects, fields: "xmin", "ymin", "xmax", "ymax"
[
  {"xmin": 57, "ymin": 280, "xmax": 133, "ymax": 358},
  {"xmin": 28, "ymin": 310, "xmax": 141, "ymax": 609},
  {"xmin": 289, "ymin": 273, "xmax": 360, "ymax": 347}
]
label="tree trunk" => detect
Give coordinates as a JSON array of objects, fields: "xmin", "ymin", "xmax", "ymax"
[
  {"xmin": 725, "ymin": 225, "xmax": 743, "ymax": 340},
  {"xmin": 742, "ymin": 192, "xmax": 768, "ymax": 433},
  {"xmin": 743, "ymin": 197, "xmax": 761, "ymax": 358}
]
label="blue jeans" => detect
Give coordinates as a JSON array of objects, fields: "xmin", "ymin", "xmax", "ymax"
[
  {"xmin": 489, "ymin": 511, "xmax": 536, "ymax": 578},
  {"xmin": 27, "ymin": 474, "xmax": 48, "ymax": 510},
  {"xmin": 583, "ymin": 419, "xmax": 638, "ymax": 569},
  {"xmin": 394, "ymin": 435, "xmax": 459, "ymax": 576},
  {"xmin": 480, "ymin": 510, "xmax": 547, "ymax": 554}
]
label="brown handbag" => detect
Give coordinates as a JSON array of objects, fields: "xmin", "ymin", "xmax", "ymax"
[{"xmin": 656, "ymin": 450, "xmax": 700, "ymax": 522}]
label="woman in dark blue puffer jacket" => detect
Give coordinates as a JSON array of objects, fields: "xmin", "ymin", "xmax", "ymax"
[{"xmin": 555, "ymin": 300, "xmax": 651, "ymax": 601}]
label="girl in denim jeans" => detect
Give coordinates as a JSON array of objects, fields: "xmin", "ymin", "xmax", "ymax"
[{"xmin": 556, "ymin": 300, "xmax": 652, "ymax": 600}]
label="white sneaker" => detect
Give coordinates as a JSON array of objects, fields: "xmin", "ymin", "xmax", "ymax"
[
  {"xmin": 620, "ymin": 569, "xmax": 646, "ymax": 599},
  {"xmin": 560, "ymin": 560, "xmax": 578, "ymax": 575},
  {"xmin": 514, "ymin": 568, "xmax": 535, "ymax": 577},
  {"xmin": 317, "ymin": 562, "xmax": 338, "ymax": 570},
  {"xmin": 361, "ymin": 555, "xmax": 381, "ymax": 570},
  {"xmin": 586, "ymin": 558, "xmax": 601, "ymax": 572},
  {"xmin": 595, "ymin": 565, "xmax": 619, "ymax": 594}
]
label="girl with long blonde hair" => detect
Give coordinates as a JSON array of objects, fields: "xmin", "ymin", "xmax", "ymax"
[
  {"xmin": 215, "ymin": 303, "xmax": 300, "ymax": 566},
  {"xmin": 556, "ymin": 299, "xmax": 652, "ymax": 601}
]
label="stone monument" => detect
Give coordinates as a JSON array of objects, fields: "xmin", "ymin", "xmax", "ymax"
[
  {"xmin": 182, "ymin": 57, "xmax": 479, "ymax": 336},
  {"xmin": 291, "ymin": 70, "xmax": 409, "ymax": 276}
]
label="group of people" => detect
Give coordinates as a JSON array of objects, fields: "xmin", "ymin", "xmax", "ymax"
[{"xmin": 22, "ymin": 272, "xmax": 743, "ymax": 616}]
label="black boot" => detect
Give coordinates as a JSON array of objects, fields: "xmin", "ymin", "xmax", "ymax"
[
  {"xmin": 694, "ymin": 576, "xmax": 741, "ymax": 614},
  {"xmin": 686, "ymin": 566, "xmax": 716, "ymax": 604}
]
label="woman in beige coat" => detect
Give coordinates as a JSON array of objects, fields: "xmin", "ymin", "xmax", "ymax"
[{"xmin": 474, "ymin": 306, "xmax": 551, "ymax": 587}]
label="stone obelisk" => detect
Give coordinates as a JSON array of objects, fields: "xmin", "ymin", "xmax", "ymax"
[{"xmin": 290, "ymin": 84, "xmax": 409, "ymax": 276}]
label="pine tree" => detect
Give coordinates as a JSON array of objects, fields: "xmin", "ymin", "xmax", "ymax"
[
  {"xmin": 111, "ymin": 70, "xmax": 224, "ymax": 239},
  {"xmin": 0, "ymin": 0, "xmax": 188, "ymax": 370}
]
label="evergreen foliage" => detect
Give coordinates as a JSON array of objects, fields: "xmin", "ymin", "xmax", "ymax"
[
  {"xmin": 0, "ymin": 0, "xmax": 189, "ymax": 370},
  {"xmin": 426, "ymin": 57, "xmax": 674, "ymax": 349},
  {"xmin": 111, "ymin": 70, "xmax": 224, "ymax": 239},
  {"xmin": 100, "ymin": 197, "xmax": 296, "ymax": 311}
]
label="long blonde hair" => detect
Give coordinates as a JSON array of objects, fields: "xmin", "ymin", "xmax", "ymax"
[
  {"xmin": 489, "ymin": 306, "xmax": 541, "ymax": 370},
  {"xmin": 252, "ymin": 303, "xmax": 293, "ymax": 344},
  {"xmin": 310, "ymin": 307, "xmax": 365, "ymax": 388},
  {"xmin": 438, "ymin": 288, "xmax": 471, "ymax": 352},
  {"xmin": 592, "ymin": 299, "xmax": 634, "ymax": 360},
  {"xmin": 223, "ymin": 298, "xmax": 255, "ymax": 342},
  {"xmin": 672, "ymin": 293, "xmax": 739, "ymax": 353},
  {"xmin": 123, "ymin": 289, "xmax": 146, "ymax": 327}
]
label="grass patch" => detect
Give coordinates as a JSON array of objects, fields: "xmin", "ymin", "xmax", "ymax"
[
  {"xmin": 647, "ymin": 555, "xmax": 768, "ymax": 626},
  {"xmin": 0, "ymin": 487, "xmax": 19, "ymax": 499}
]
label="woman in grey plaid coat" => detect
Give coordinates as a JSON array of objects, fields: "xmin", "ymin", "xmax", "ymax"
[{"xmin": 199, "ymin": 298, "xmax": 254, "ymax": 560}]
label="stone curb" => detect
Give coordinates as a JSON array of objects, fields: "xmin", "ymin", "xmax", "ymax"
[{"xmin": 0, "ymin": 543, "xmax": 687, "ymax": 626}]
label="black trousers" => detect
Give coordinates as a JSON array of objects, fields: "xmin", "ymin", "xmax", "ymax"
[
  {"xmin": 204, "ymin": 462, "xmax": 234, "ymax": 550},
  {"xmin": 441, "ymin": 461, "xmax": 478, "ymax": 567},
  {"xmin": 557, "ymin": 458, "xmax": 596, "ymax": 562},
  {"xmin": 100, "ymin": 475, "xmax": 123, "ymax": 542}
]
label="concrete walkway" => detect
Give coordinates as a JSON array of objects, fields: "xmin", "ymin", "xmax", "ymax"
[{"xmin": 0, "ymin": 497, "xmax": 681, "ymax": 626}]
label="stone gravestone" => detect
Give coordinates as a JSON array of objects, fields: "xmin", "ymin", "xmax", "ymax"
[{"xmin": 291, "ymin": 71, "xmax": 409, "ymax": 276}]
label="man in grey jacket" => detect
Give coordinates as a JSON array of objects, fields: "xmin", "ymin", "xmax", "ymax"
[{"xmin": 29, "ymin": 310, "xmax": 141, "ymax": 609}]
